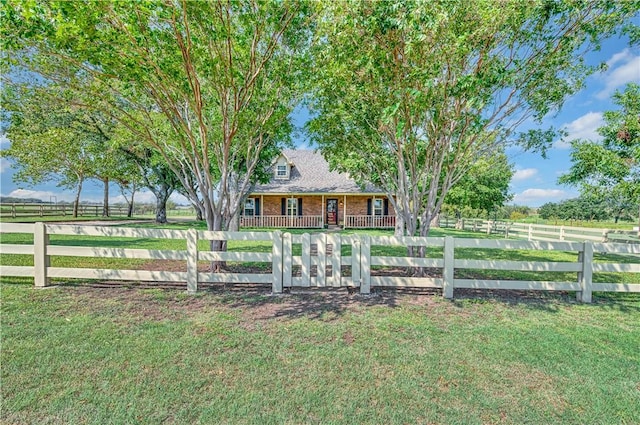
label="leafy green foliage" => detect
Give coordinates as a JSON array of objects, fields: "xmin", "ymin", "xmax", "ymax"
[
  {"xmin": 559, "ymin": 83, "xmax": 640, "ymax": 228},
  {"xmin": 538, "ymin": 197, "xmax": 610, "ymax": 221},
  {"xmin": 444, "ymin": 149, "xmax": 513, "ymax": 215},
  {"xmin": 2, "ymin": 0, "xmax": 313, "ymax": 231},
  {"xmin": 307, "ymin": 0, "xmax": 638, "ymax": 240}
]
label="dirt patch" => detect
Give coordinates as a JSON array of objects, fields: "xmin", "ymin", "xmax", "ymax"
[{"xmin": 62, "ymin": 282, "xmax": 451, "ymax": 327}]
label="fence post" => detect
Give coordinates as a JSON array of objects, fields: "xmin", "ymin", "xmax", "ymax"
[
  {"xmin": 282, "ymin": 232, "xmax": 292, "ymax": 289},
  {"xmin": 272, "ymin": 231, "xmax": 283, "ymax": 293},
  {"xmin": 560, "ymin": 226, "xmax": 565, "ymax": 241},
  {"xmin": 442, "ymin": 236, "xmax": 454, "ymax": 299},
  {"xmin": 577, "ymin": 241, "xmax": 593, "ymax": 303},
  {"xmin": 486, "ymin": 221, "xmax": 492, "ymax": 235},
  {"xmin": 360, "ymin": 235, "xmax": 371, "ymax": 294},
  {"xmin": 186, "ymin": 228, "xmax": 198, "ymax": 294},
  {"xmin": 34, "ymin": 222, "xmax": 50, "ymax": 287},
  {"xmin": 301, "ymin": 233, "xmax": 311, "ymax": 287},
  {"xmin": 352, "ymin": 238, "xmax": 362, "ymax": 292},
  {"xmin": 528, "ymin": 224, "xmax": 533, "ymax": 241},
  {"xmin": 601, "ymin": 229, "xmax": 609, "ymax": 243}
]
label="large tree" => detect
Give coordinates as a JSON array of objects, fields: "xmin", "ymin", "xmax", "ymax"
[
  {"xmin": 559, "ymin": 83, "xmax": 640, "ymax": 234},
  {"xmin": 307, "ymin": 0, "xmax": 638, "ymax": 244},
  {"xmin": 2, "ymin": 0, "xmax": 311, "ymax": 242},
  {"xmin": 1, "ymin": 84, "xmax": 115, "ymax": 217}
]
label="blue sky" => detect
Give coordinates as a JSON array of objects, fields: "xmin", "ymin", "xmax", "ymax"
[{"xmin": 1, "ymin": 36, "xmax": 638, "ymax": 207}]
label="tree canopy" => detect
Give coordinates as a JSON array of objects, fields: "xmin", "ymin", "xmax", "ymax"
[
  {"xmin": 559, "ymin": 83, "xmax": 640, "ymax": 232},
  {"xmin": 2, "ymin": 0, "xmax": 313, "ymax": 234},
  {"xmin": 307, "ymin": 0, "xmax": 639, "ymax": 240}
]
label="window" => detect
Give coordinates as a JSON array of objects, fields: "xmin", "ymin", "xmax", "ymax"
[
  {"xmin": 276, "ymin": 165, "xmax": 287, "ymax": 178},
  {"xmin": 373, "ymin": 198, "xmax": 383, "ymax": 216},
  {"xmin": 244, "ymin": 199, "xmax": 255, "ymax": 216},
  {"xmin": 287, "ymin": 198, "xmax": 298, "ymax": 216}
]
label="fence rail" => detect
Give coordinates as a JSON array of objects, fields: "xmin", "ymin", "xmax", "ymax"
[
  {"xmin": 0, "ymin": 202, "xmax": 197, "ymax": 219},
  {"xmin": 1, "ymin": 223, "xmax": 638, "ymax": 302},
  {"xmin": 438, "ymin": 218, "xmax": 639, "ymax": 244}
]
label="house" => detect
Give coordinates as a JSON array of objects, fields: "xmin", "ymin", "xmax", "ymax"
[{"xmin": 240, "ymin": 149, "xmax": 395, "ymax": 229}]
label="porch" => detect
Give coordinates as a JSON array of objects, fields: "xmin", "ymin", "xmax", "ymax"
[
  {"xmin": 239, "ymin": 214, "xmax": 396, "ymax": 229},
  {"xmin": 239, "ymin": 194, "xmax": 396, "ymax": 229}
]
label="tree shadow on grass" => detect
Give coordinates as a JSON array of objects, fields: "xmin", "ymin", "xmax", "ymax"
[
  {"xmin": 209, "ymin": 287, "xmax": 404, "ymax": 322},
  {"xmin": 6, "ymin": 279, "xmax": 638, "ymax": 321}
]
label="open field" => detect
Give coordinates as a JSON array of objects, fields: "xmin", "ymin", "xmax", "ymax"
[{"xmin": 2, "ymin": 283, "xmax": 639, "ymax": 424}]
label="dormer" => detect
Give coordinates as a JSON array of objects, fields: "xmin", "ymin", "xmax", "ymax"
[{"xmin": 274, "ymin": 153, "xmax": 293, "ymax": 180}]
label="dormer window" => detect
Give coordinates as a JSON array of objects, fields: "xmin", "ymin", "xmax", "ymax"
[{"xmin": 276, "ymin": 165, "xmax": 287, "ymax": 178}]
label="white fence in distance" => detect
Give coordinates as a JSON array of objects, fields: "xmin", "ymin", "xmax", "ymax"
[
  {"xmin": 438, "ymin": 218, "xmax": 639, "ymax": 244},
  {"xmin": 1, "ymin": 222, "xmax": 638, "ymax": 302}
]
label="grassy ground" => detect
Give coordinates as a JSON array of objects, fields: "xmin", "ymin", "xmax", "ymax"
[
  {"xmin": 2, "ymin": 221, "xmax": 639, "ymax": 423},
  {"xmin": 2, "ymin": 284, "xmax": 639, "ymax": 424}
]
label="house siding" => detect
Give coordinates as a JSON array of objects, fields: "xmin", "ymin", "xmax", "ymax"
[{"xmin": 258, "ymin": 195, "xmax": 323, "ymax": 216}]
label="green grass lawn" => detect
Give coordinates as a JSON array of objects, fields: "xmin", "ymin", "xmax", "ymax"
[
  {"xmin": 2, "ymin": 221, "xmax": 639, "ymax": 423},
  {"xmin": 2, "ymin": 284, "xmax": 639, "ymax": 424}
]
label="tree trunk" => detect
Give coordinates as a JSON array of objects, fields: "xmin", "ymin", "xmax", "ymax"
[
  {"xmin": 102, "ymin": 177, "xmax": 109, "ymax": 217},
  {"xmin": 190, "ymin": 200, "xmax": 204, "ymax": 221},
  {"xmin": 155, "ymin": 192, "xmax": 169, "ymax": 224},
  {"xmin": 228, "ymin": 210, "xmax": 240, "ymax": 232},
  {"xmin": 394, "ymin": 213, "xmax": 405, "ymax": 237},
  {"xmin": 126, "ymin": 183, "xmax": 137, "ymax": 218},
  {"xmin": 72, "ymin": 178, "xmax": 83, "ymax": 218},
  {"xmin": 206, "ymin": 208, "xmax": 227, "ymax": 272}
]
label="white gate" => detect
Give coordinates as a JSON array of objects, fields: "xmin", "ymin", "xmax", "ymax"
[{"xmin": 277, "ymin": 232, "xmax": 370, "ymax": 292}]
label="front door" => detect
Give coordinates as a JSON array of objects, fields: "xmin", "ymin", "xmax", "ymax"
[{"xmin": 326, "ymin": 199, "xmax": 338, "ymax": 225}]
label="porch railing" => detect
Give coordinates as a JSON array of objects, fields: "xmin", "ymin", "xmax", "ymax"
[
  {"xmin": 240, "ymin": 215, "xmax": 323, "ymax": 228},
  {"xmin": 344, "ymin": 215, "xmax": 396, "ymax": 229}
]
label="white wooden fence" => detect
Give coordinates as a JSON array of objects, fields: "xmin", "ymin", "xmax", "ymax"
[
  {"xmin": 439, "ymin": 218, "xmax": 639, "ymax": 244},
  {"xmin": 1, "ymin": 223, "xmax": 638, "ymax": 302}
]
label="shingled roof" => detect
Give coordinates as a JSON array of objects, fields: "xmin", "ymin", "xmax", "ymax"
[{"xmin": 251, "ymin": 149, "xmax": 383, "ymax": 194}]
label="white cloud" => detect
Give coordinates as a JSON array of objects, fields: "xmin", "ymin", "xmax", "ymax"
[
  {"xmin": 606, "ymin": 48, "xmax": 632, "ymax": 68},
  {"xmin": 512, "ymin": 168, "xmax": 538, "ymax": 182},
  {"xmin": 513, "ymin": 188, "xmax": 569, "ymax": 205},
  {"xmin": 0, "ymin": 158, "xmax": 12, "ymax": 174},
  {"xmin": 0, "ymin": 134, "xmax": 9, "ymax": 148},
  {"xmin": 110, "ymin": 190, "xmax": 157, "ymax": 205},
  {"xmin": 169, "ymin": 192, "xmax": 190, "ymax": 205},
  {"xmin": 596, "ymin": 49, "xmax": 640, "ymax": 100},
  {"xmin": 556, "ymin": 111, "xmax": 603, "ymax": 148},
  {"xmin": 5, "ymin": 189, "xmax": 78, "ymax": 202}
]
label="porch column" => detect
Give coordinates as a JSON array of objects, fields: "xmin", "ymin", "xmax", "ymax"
[
  {"xmin": 343, "ymin": 195, "xmax": 347, "ymax": 228},
  {"xmin": 321, "ymin": 195, "xmax": 325, "ymax": 228},
  {"xmin": 260, "ymin": 195, "xmax": 264, "ymax": 227}
]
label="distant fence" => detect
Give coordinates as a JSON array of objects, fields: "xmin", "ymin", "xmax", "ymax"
[
  {"xmin": 1, "ymin": 223, "xmax": 638, "ymax": 302},
  {"xmin": 0, "ymin": 203, "xmax": 195, "ymax": 219},
  {"xmin": 438, "ymin": 218, "xmax": 639, "ymax": 244}
]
